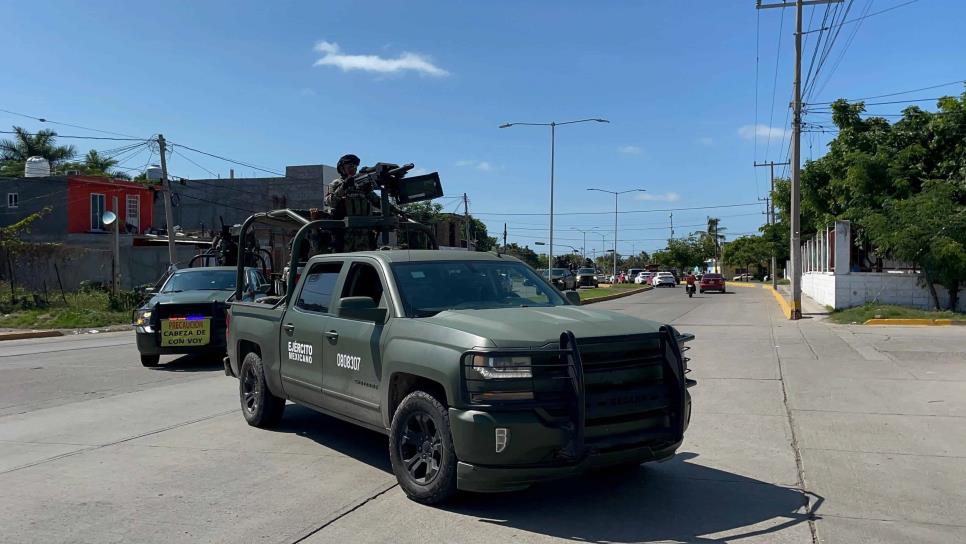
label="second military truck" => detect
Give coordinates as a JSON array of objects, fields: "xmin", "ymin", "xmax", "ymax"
[{"xmin": 226, "ymin": 250, "xmax": 695, "ymax": 504}]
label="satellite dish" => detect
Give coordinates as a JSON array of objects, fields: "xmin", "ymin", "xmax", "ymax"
[{"xmin": 101, "ymin": 210, "xmax": 117, "ymax": 226}]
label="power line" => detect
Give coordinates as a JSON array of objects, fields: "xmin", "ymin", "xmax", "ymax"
[
  {"xmin": 172, "ymin": 149, "xmax": 218, "ymax": 178},
  {"xmin": 811, "ymin": 0, "xmax": 872, "ymax": 100},
  {"xmin": 172, "ymin": 143, "xmax": 285, "ymax": 177},
  {"xmin": 805, "ymin": 0, "xmax": 919, "ymax": 35},
  {"xmin": 807, "ymin": 79, "xmax": 966, "ymax": 105},
  {"xmin": 764, "ymin": 5, "xmax": 786, "ymax": 162},
  {"xmin": 0, "ymin": 108, "xmax": 144, "ymax": 139},
  {"xmin": 0, "ymin": 130, "xmax": 147, "ymax": 142},
  {"xmin": 474, "ymin": 202, "xmax": 764, "ymax": 217}
]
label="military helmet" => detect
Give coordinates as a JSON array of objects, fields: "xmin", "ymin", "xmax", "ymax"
[{"xmin": 337, "ymin": 154, "xmax": 361, "ymax": 175}]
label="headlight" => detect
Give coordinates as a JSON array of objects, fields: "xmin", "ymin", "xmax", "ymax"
[
  {"xmin": 471, "ymin": 355, "xmax": 532, "ymax": 379},
  {"xmin": 134, "ymin": 309, "xmax": 152, "ymax": 326}
]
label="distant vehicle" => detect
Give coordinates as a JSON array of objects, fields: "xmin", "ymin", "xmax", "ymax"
[
  {"xmin": 133, "ymin": 266, "xmax": 268, "ymax": 367},
  {"xmin": 700, "ymin": 273, "xmax": 726, "ymax": 293},
  {"xmin": 732, "ymin": 273, "xmax": 754, "ymax": 282},
  {"xmin": 539, "ymin": 268, "xmax": 578, "ymax": 291},
  {"xmin": 626, "ymin": 268, "xmax": 644, "ymax": 283},
  {"xmin": 633, "ymin": 271, "xmax": 652, "ymax": 285},
  {"xmin": 575, "ymin": 268, "xmax": 599, "ymax": 288},
  {"xmin": 651, "ymin": 272, "xmax": 676, "ymax": 288}
]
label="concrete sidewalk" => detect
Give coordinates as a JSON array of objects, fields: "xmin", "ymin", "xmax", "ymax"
[{"xmin": 774, "ymin": 304, "xmax": 966, "ymax": 542}]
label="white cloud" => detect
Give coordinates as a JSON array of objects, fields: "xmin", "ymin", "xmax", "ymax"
[
  {"xmin": 698, "ymin": 136, "xmax": 714, "ymax": 146},
  {"xmin": 455, "ymin": 160, "xmax": 493, "ymax": 171},
  {"xmin": 635, "ymin": 192, "xmax": 681, "ymax": 202},
  {"xmin": 313, "ymin": 40, "xmax": 448, "ymax": 77},
  {"xmin": 738, "ymin": 124, "xmax": 789, "ymax": 141},
  {"xmin": 618, "ymin": 145, "xmax": 642, "ymax": 155}
]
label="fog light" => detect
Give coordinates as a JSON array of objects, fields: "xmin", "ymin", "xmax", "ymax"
[{"xmin": 495, "ymin": 428, "xmax": 509, "ymax": 453}]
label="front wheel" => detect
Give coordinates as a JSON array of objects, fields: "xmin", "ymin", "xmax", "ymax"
[
  {"xmin": 140, "ymin": 354, "xmax": 160, "ymax": 367},
  {"xmin": 389, "ymin": 391, "xmax": 457, "ymax": 504},
  {"xmin": 239, "ymin": 352, "xmax": 286, "ymax": 428}
]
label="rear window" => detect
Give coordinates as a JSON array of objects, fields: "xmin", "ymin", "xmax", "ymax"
[
  {"xmin": 703, "ymin": 274, "xmax": 722, "ymax": 279},
  {"xmin": 577, "ymin": 268, "xmax": 595, "ymax": 274}
]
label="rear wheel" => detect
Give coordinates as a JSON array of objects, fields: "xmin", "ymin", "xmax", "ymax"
[
  {"xmin": 389, "ymin": 391, "xmax": 457, "ymax": 504},
  {"xmin": 239, "ymin": 351, "xmax": 286, "ymax": 428},
  {"xmin": 140, "ymin": 354, "xmax": 160, "ymax": 367}
]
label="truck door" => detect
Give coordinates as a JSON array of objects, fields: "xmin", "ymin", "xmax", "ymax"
[
  {"xmin": 278, "ymin": 260, "xmax": 344, "ymax": 407},
  {"xmin": 321, "ymin": 260, "xmax": 389, "ymax": 425}
]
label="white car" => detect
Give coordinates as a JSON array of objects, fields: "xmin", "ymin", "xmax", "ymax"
[
  {"xmin": 651, "ymin": 272, "xmax": 676, "ymax": 287},
  {"xmin": 633, "ymin": 271, "xmax": 651, "ymax": 284}
]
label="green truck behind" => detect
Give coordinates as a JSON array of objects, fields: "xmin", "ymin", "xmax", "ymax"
[{"xmin": 226, "ymin": 250, "xmax": 695, "ymax": 504}]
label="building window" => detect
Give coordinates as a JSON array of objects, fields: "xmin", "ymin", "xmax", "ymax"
[
  {"xmin": 7, "ymin": 193, "xmax": 18, "ymax": 208},
  {"xmin": 90, "ymin": 193, "xmax": 106, "ymax": 231},
  {"xmin": 126, "ymin": 194, "xmax": 140, "ymax": 232}
]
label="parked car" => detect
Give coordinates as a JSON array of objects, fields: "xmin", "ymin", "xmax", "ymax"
[
  {"xmin": 652, "ymin": 272, "xmax": 676, "ymax": 287},
  {"xmin": 626, "ymin": 268, "xmax": 644, "ymax": 284},
  {"xmin": 732, "ymin": 273, "xmax": 754, "ymax": 282},
  {"xmin": 575, "ymin": 268, "xmax": 599, "ymax": 288},
  {"xmin": 633, "ymin": 271, "xmax": 652, "ymax": 284},
  {"xmin": 699, "ymin": 273, "xmax": 726, "ymax": 293},
  {"xmin": 539, "ymin": 268, "xmax": 578, "ymax": 291}
]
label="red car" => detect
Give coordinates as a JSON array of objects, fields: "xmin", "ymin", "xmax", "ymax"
[{"xmin": 699, "ymin": 273, "xmax": 726, "ymax": 293}]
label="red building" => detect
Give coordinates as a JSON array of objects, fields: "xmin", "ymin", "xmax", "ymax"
[{"xmin": 66, "ymin": 176, "xmax": 155, "ymax": 234}]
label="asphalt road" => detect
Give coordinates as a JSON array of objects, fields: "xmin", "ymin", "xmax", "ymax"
[{"xmin": 1, "ymin": 285, "xmax": 963, "ymax": 543}]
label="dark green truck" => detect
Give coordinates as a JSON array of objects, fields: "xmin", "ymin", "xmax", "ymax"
[{"xmin": 226, "ymin": 250, "xmax": 695, "ymax": 504}]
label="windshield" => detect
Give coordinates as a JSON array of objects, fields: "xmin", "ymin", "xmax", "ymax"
[
  {"xmin": 161, "ymin": 270, "xmax": 236, "ymax": 293},
  {"xmin": 577, "ymin": 268, "xmax": 595, "ymax": 274},
  {"xmin": 392, "ymin": 261, "xmax": 568, "ymax": 317}
]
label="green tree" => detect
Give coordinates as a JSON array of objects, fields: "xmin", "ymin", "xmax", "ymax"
[
  {"xmin": 501, "ymin": 243, "xmax": 540, "ymax": 268},
  {"xmin": 723, "ymin": 236, "xmax": 770, "ymax": 277},
  {"xmin": 0, "ymin": 126, "xmax": 77, "ymax": 176},
  {"xmin": 78, "ymin": 150, "xmax": 131, "ymax": 179}
]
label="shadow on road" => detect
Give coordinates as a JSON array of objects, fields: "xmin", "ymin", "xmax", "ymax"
[
  {"xmin": 269, "ymin": 404, "xmax": 392, "ymax": 473},
  {"xmin": 264, "ymin": 405, "xmax": 822, "ymax": 542},
  {"xmin": 440, "ymin": 452, "xmax": 822, "ymax": 543},
  {"xmin": 151, "ymin": 353, "xmax": 225, "ymax": 372}
]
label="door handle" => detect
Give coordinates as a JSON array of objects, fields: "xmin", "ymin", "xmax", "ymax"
[
  {"xmin": 323, "ymin": 330, "xmax": 339, "ymax": 341},
  {"xmin": 283, "ymin": 323, "xmax": 295, "ymax": 333}
]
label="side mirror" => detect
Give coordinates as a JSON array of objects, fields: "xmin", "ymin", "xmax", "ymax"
[
  {"xmin": 565, "ymin": 291, "xmax": 581, "ymax": 305},
  {"xmin": 337, "ymin": 296, "xmax": 387, "ymax": 322}
]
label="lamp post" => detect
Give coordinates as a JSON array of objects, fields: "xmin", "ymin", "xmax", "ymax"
[
  {"xmin": 587, "ymin": 188, "xmax": 646, "ymax": 284},
  {"xmin": 500, "ymin": 118, "xmax": 609, "ymax": 273},
  {"xmin": 571, "ymin": 227, "xmax": 598, "ymax": 262}
]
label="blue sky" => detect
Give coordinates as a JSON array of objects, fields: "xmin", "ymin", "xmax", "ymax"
[{"xmin": 3, "ymin": 0, "xmax": 964, "ymax": 258}]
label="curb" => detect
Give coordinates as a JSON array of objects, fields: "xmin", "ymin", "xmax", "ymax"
[
  {"xmin": 0, "ymin": 330, "xmax": 64, "ymax": 341},
  {"xmin": 764, "ymin": 285, "xmax": 792, "ymax": 319},
  {"xmin": 581, "ymin": 286, "xmax": 653, "ymax": 305},
  {"xmin": 863, "ymin": 318, "xmax": 966, "ymax": 326}
]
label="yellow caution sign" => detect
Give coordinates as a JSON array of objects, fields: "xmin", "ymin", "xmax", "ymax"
[{"xmin": 160, "ymin": 318, "xmax": 211, "ymax": 347}]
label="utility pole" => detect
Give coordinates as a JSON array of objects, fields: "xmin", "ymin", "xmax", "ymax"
[
  {"xmin": 669, "ymin": 212, "xmax": 674, "ymax": 239},
  {"xmin": 757, "ymin": 0, "xmax": 841, "ymax": 319},
  {"xmin": 503, "ymin": 222, "xmax": 507, "ymax": 249},
  {"xmin": 112, "ymin": 195, "xmax": 120, "ymax": 296},
  {"xmin": 157, "ymin": 135, "xmax": 177, "ymax": 267},
  {"xmin": 463, "ymin": 192, "xmax": 471, "ymax": 250},
  {"xmin": 755, "ymin": 160, "xmax": 789, "ymax": 289}
]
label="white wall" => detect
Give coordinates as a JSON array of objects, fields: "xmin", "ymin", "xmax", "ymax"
[{"xmin": 802, "ymin": 271, "xmax": 964, "ymax": 311}]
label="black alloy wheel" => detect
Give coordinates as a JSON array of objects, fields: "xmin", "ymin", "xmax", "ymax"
[
  {"xmin": 239, "ymin": 352, "xmax": 285, "ymax": 428},
  {"xmin": 398, "ymin": 412, "xmax": 443, "ymax": 485}
]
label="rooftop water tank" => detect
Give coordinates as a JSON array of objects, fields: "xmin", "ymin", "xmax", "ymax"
[
  {"xmin": 24, "ymin": 156, "xmax": 51, "ymax": 177},
  {"xmin": 145, "ymin": 165, "xmax": 163, "ymax": 181}
]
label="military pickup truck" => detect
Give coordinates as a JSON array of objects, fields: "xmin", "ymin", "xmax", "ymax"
[{"xmin": 226, "ymin": 250, "xmax": 695, "ymax": 504}]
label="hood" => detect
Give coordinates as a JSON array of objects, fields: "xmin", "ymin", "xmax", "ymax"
[
  {"xmin": 147, "ymin": 290, "xmax": 232, "ymax": 307},
  {"xmin": 420, "ymin": 305, "xmax": 663, "ymax": 348}
]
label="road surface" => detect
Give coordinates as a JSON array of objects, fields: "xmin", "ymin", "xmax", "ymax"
[{"xmin": 1, "ymin": 285, "xmax": 963, "ymax": 543}]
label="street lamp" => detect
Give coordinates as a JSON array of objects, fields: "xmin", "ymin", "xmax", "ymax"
[
  {"xmin": 500, "ymin": 118, "xmax": 609, "ymax": 274},
  {"xmin": 587, "ymin": 188, "xmax": 646, "ymax": 284},
  {"xmin": 570, "ymin": 227, "xmax": 598, "ymax": 262}
]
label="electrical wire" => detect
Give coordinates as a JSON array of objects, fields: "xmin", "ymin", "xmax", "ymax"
[
  {"xmin": 764, "ymin": 5, "xmax": 786, "ymax": 162},
  {"xmin": 806, "ymin": 79, "xmax": 966, "ymax": 105},
  {"xmin": 473, "ymin": 202, "xmax": 764, "ymax": 217},
  {"xmin": 172, "ymin": 143, "xmax": 285, "ymax": 177},
  {"xmin": 0, "ymin": 108, "xmax": 144, "ymax": 139}
]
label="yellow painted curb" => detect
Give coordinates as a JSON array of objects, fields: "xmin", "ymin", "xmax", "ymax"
[
  {"xmin": 728, "ymin": 282, "xmax": 760, "ymax": 289},
  {"xmin": 581, "ymin": 286, "xmax": 653, "ymax": 305},
  {"xmin": 764, "ymin": 285, "xmax": 792, "ymax": 319},
  {"xmin": 863, "ymin": 318, "xmax": 964, "ymax": 326}
]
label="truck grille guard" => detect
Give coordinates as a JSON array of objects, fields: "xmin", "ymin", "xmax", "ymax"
[{"xmin": 461, "ymin": 327, "xmax": 695, "ymax": 465}]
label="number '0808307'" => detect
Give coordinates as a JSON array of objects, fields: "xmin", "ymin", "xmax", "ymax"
[{"xmin": 337, "ymin": 353, "xmax": 361, "ymax": 371}]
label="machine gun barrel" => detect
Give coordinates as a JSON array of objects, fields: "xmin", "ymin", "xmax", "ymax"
[{"xmin": 388, "ymin": 163, "xmax": 415, "ymax": 177}]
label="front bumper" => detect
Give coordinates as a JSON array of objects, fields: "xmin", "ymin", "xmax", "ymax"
[{"xmin": 450, "ymin": 400, "xmax": 690, "ymax": 492}]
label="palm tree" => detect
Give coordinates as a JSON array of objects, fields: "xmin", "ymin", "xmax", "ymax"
[
  {"xmin": 81, "ymin": 149, "xmax": 130, "ymax": 179},
  {"xmin": 0, "ymin": 126, "xmax": 77, "ymax": 175},
  {"xmin": 706, "ymin": 217, "xmax": 726, "ymax": 272}
]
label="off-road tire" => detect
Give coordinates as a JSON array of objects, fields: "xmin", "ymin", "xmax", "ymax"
[
  {"xmin": 239, "ymin": 351, "xmax": 285, "ymax": 428},
  {"xmin": 140, "ymin": 354, "xmax": 160, "ymax": 367},
  {"xmin": 389, "ymin": 390, "xmax": 458, "ymax": 504}
]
